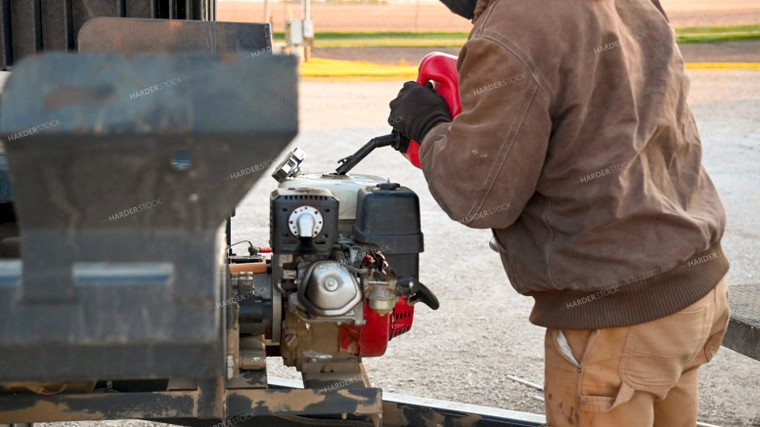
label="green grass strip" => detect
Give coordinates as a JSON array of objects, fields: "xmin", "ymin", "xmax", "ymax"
[
  {"xmin": 676, "ymin": 32, "xmax": 760, "ymax": 44},
  {"xmin": 676, "ymin": 25, "xmax": 760, "ymax": 35},
  {"xmin": 273, "ymin": 25, "xmax": 760, "ymax": 47}
]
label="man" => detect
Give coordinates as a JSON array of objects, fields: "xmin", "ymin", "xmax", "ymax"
[{"xmin": 387, "ymin": 0, "xmax": 730, "ymax": 425}]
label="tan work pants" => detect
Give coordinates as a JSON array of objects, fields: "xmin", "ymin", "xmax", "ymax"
[{"xmin": 544, "ymin": 279, "xmax": 730, "ymax": 427}]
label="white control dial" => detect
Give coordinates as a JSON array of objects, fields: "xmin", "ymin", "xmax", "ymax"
[{"xmin": 288, "ymin": 206, "xmax": 323, "ymax": 237}]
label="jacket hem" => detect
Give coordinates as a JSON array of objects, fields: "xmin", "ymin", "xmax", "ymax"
[{"xmin": 528, "ymin": 242, "xmax": 729, "ymax": 329}]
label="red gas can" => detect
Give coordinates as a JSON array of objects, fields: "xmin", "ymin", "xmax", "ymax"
[{"xmin": 402, "ymin": 52, "xmax": 462, "ymax": 168}]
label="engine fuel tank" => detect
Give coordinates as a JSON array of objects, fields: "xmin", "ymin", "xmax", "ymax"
[{"xmin": 278, "ymin": 173, "xmax": 386, "ymax": 236}]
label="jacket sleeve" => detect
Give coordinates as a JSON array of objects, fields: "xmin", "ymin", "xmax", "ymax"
[{"xmin": 419, "ymin": 35, "xmax": 552, "ymax": 229}]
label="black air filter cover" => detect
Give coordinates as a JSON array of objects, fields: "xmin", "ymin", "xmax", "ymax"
[{"xmin": 353, "ymin": 183, "xmax": 423, "ymax": 280}]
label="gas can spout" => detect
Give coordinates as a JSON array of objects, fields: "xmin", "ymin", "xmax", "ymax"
[
  {"xmin": 335, "ymin": 133, "xmax": 397, "ymax": 175},
  {"xmin": 338, "ymin": 53, "xmax": 461, "ymax": 174}
]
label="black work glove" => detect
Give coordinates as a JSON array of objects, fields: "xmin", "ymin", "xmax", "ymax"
[
  {"xmin": 390, "ymin": 130, "xmax": 411, "ymax": 154},
  {"xmin": 439, "ymin": 0, "xmax": 478, "ymax": 20},
  {"xmin": 388, "ymin": 81, "xmax": 451, "ymax": 144}
]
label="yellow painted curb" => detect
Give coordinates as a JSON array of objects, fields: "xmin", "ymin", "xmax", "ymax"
[
  {"xmin": 685, "ymin": 62, "xmax": 760, "ymax": 70},
  {"xmin": 300, "ymin": 58, "xmax": 416, "ymax": 80},
  {"xmin": 300, "ymin": 58, "xmax": 760, "ymax": 80}
]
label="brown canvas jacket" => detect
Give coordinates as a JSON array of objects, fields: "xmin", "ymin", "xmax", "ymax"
[{"xmin": 419, "ymin": 0, "xmax": 729, "ymax": 329}]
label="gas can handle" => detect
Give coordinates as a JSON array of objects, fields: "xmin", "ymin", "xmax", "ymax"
[
  {"xmin": 403, "ymin": 52, "xmax": 461, "ymax": 168},
  {"xmin": 416, "ymin": 52, "xmax": 461, "ymax": 117}
]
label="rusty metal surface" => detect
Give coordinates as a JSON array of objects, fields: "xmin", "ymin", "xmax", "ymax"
[
  {"xmin": 0, "ymin": 377, "xmax": 217, "ymax": 423},
  {"xmin": 0, "ymin": 385, "xmax": 382, "ymax": 424},
  {"xmin": 0, "ymin": 52, "xmax": 298, "ymax": 381},
  {"xmin": 226, "ymin": 388, "xmax": 383, "ymax": 418},
  {"xmin": 0, "ymin": 376, "xmax": 546, "ymax": 426},
  {"xmin": 0, "ymin": 389, "xmax": 200, "ymax": 423},
  {"xmin": 722, "ymin": 282, "xmax": 760, "ymax": 361},
  {"xmin": 79, "ymin": 18, "xmax": 271, "ymax": 56},
  {"xmin": 268, "ymin": 378, "xmax": 545, "ymax": 427}
]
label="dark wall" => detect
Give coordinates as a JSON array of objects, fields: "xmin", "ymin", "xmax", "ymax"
[{"xmin": 0, "ymin": 0, "xmax": 216, "ymax": 68}]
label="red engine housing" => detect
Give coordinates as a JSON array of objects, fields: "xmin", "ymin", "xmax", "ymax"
[
  {"xmin": 402, "ymin": 52, "xmax": 462, "ymax": 168},
  {"xmin": 339, "ymin": 297, "xmax": 414, "ymax": 357}
]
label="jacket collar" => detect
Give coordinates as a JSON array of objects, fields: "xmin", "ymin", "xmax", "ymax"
[{"xmin": 473, "ymin": 0, "xmax": 493, "ymax": 22}]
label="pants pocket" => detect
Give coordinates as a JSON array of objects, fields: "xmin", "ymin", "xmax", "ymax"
[
  {"xmin": 704, "ymin": 282, "xmax": 730, "ymax": 362},
  {"xmin": 557, "ymin": 329, "xmax": 637, "ymax": 413},
  {"xmin": 703, "ymin": 317, "xmax": 729, "ymax": 362},
  {"xmin": 620, "ymin": 306, "xmax": 709, "ymax": 398},
  {"xmin": 579, "ymin": 382, "xmax": 636, "ymax": 413}
]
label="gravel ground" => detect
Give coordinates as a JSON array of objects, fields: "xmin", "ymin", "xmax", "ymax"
[{"xmin": 230, "ymin": 70, "xmax": 760, "ymax": 427}]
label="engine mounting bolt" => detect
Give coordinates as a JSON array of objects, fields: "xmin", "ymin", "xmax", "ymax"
[{"xmin": 324, "ymin": 277, "xmax": 339, "ymax": 291}]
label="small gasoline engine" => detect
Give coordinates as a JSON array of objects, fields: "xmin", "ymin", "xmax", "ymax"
[
  {"xmin": 226, "ymin": 148, "xmax": 438, "ymax": 389},
  {"xmin": 225, "ymin": 52, "xmax": 458, "ymax": 389}
]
